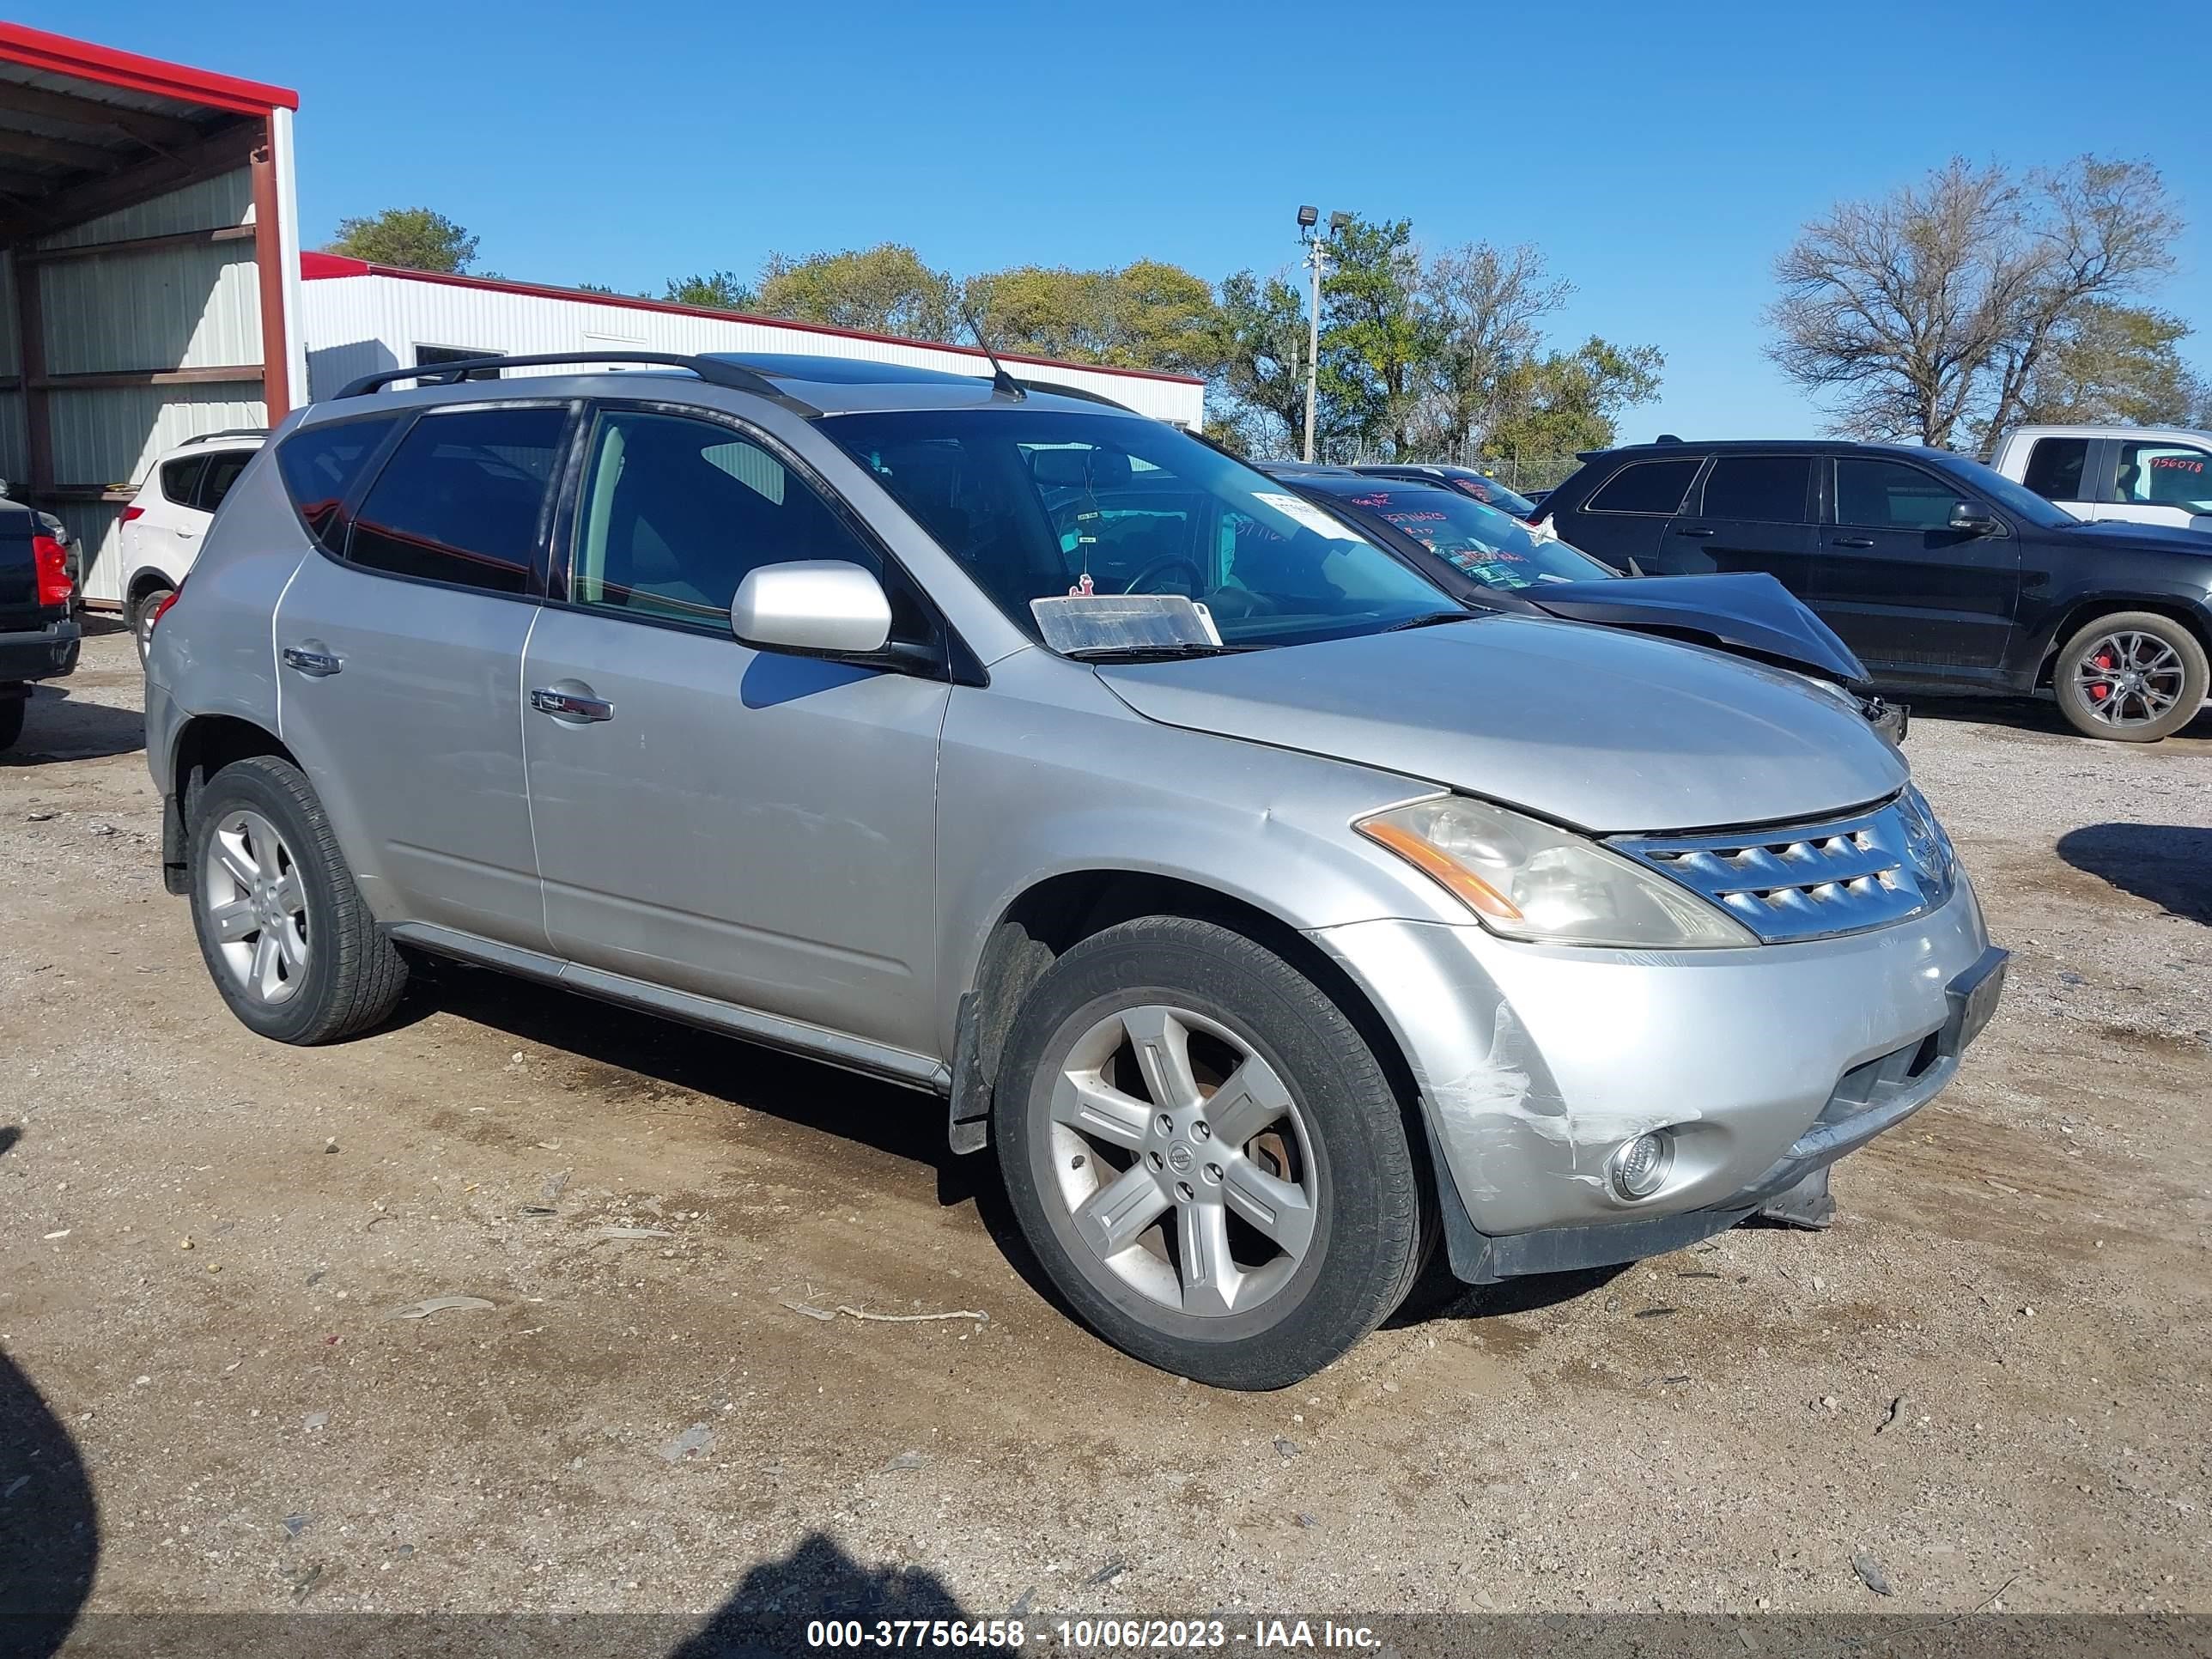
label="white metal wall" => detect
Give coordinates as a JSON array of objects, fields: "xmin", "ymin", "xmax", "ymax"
[
  {"xmin": 300, "ymin": 275, "xmax": 1207, "ymax": 428},
  {"xmin": 33, "ymin": 170, "xmax": 268, "ymax": 605}
]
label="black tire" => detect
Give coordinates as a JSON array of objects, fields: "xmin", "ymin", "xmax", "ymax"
[
  {"xmin": 0, "ymin": 693, "xmax": 23, "ymax": 754},
  {"xmin": 187, "ymin": 755, "xmax": 408, "ymax": 1044},
  {"xmin": 130, "ymin": 583, "xmax": 175, "ymax": 669},
  {"xmin": 994, "ymin": 916, "xmax": 1424, "ymax": 1390},
  {"xmin": 2052, "ymin": 611, "xmax": 2209, "ymax": 743}
]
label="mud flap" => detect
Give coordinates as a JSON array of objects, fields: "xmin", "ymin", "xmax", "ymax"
[{"xmin": 1755, "ymin": 1165, "xmax": 1835, "ymax": 1230}]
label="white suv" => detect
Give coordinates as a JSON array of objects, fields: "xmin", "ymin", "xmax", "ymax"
[{"xmin": 120, "ymin": 431, "xmax": 264, "ymax": 660}]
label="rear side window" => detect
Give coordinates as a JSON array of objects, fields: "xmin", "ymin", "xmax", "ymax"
[
  {"xmin": 195, "ymin": 451, "xmax": 254, "ymax": 514},
  {"xmin": 160, "ymin": 454, "xmax": 207, "ymax": 505},
  {"xmin": 2021, "ymin": 437, "xmax": 2089, "ymax": 501},
  {"xmin": 1585, "ymin": 458, "xmax": 1700, "ymax": 515},
  {"xmin": 277, "ymin": 416, "xmax": 406, "ymax": 552},
  {"xmin": 1698, "ymin": 455, "xmax": 1812, "ymax": 523},
  {"xmin": 348, "ymin": 406, "xmax": 569, "ymax": 595}
]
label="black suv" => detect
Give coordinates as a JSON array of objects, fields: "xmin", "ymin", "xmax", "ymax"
[{"xmin": 1541, "ymin": 440, "xmax": 2212, "ymax": 741}]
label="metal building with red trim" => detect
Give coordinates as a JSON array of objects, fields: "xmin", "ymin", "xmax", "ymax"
[{"xmin": 0, "ymin": 23, "xmax": 301, "ymax": 609}]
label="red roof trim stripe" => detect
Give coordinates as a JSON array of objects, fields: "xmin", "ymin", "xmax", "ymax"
[
  {"xmin": 0, "ymin": 23, "xmax": 298, "ymax": 115},
  {"xmin": 298, "ymin": 254, "xmax": 1208, "ymax": 387}
]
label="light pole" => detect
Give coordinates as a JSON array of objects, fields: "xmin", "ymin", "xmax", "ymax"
[{"xmin": 1297, "ymin": 208, "xmax": 1351, "ymax": 463}]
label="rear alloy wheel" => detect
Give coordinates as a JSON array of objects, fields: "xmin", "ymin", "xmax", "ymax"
[
  {"xmin": 188, "ymin": 755, "xmax": 408, "ymax": 1043},
  {"xmin": 2054, "ymin": 611, "xmax": 2208, "ymax": 743},
  {"xmin": 131, "ymin": 584, "xmax": 175, "ymax": 668},
  {"xmin": 996, "ymin": 917, "xmax": 1425, "ymax": 1390}
]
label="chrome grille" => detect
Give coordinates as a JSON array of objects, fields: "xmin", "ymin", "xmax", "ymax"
[{"xmin": 1610, "ymin": 797, "xmax": 1952, "ymax": 944}]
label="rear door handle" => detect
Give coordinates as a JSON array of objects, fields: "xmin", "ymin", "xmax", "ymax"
[
  {"xmin": 1674, "ymin": 526, "xmax": 1717, "ymax": 538},
  {"xmin": 1831, "ymin": 536, "xmax": 1877, "ymax": 548},
  {"xmin": 530, "ymin": 686, "xmax": 614, "ymax": 724},
  {"xmin": 280, "ymin": 645, "xmax": 342, "ymax": 677}
]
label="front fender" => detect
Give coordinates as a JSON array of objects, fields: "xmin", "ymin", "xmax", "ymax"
[{"xmin": 931, "ymin": 658, "xmax": 1462, "ymax": 1055}]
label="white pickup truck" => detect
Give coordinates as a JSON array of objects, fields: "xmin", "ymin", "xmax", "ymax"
[{"xmin": 1994, "ymin": 424, "xmax": 2212, "ymax": 534}]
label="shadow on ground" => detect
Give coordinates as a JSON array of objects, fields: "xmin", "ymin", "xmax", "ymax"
[
  {"xmin": 0, "ymin": 1125, "xmax": 100, "ymax": 1659},
  {"xmin": 1, "ymin": 683, "xmax": 145, "ymax": 766},
  {"xmin": 2056, "ymin": 823, "xmax": 2212, "ymax": 925}
]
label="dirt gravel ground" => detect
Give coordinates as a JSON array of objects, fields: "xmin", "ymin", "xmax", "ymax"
[{"xmin": 3, "ymin": 628, "xmax": 2209, "ymax": 1638}]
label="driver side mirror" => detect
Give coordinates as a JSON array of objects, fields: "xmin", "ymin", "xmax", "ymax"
[
  {"xmin": 1948, "ymin": 501, "xmax": 2002, "ymax": 538},
  {"xmin": 730, "ymin": 560, "xmax": 891, "ymax": 656}
]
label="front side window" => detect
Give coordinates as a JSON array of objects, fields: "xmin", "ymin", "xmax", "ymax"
[
  {"xmin": 1835, "ymin": 459, "xmax": 1960, "ymax": 531},
  {"xmin": 1306, "ymin": 481, "xmax": 1613, "ymax": 589},
  {"xmin": 1698, "ymin": 455, "xmax": 1813, "ymax": 523},
  {"xmin": 348, "ymin": 405, "xmax": 568, "ymax": 594},
  {"xmin": 2021, "ymin": 436, "xmax": 2089, "ymax": 501},
  {"xmin": 569, "ymin": 409, "xmax": 889, "ymax": 629},
  {"xmin": 276, "ymin": 414, "xmax": 406, "ymax": 552},
  {"xmin": 1584, "ymin": 457, "xmax": 1701, "ymax": 516},
  {"xmin": 823, "ymin": 409, "xmax": 1451, "ymax": 650},
  {"xmin": 2116, "ymin": 441, "xmax": 2212, "ymax": 514}
]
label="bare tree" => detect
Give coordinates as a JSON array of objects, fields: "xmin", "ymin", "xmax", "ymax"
[
  {"xmin": 1767, "ymin": 156, "xmax": 2180, "ymax": 453},
  {"xmin": 1416, "ymin": 243, "xmax": 1569, "ymax": 462}
]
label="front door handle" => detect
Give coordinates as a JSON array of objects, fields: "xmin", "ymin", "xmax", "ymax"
[
  {"xmin": 530, "ymin": 686, "xmax": 615, "ymax": 724},
  {"xmin": 280, "ymin": 644, "xmax": 342, "ymax": 677},
  {"xmin": 1674, "ymin": 526, "xmax": 1717, "ymax": 538},
  {"xmin": 1832, "ymin": 536, "xmax": 1877, "ymax": 548}
]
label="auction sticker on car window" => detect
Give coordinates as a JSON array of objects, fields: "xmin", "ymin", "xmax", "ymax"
[{"xmin": 1253, "ymin": 491, "xmax": 1364, "ymax": 541}]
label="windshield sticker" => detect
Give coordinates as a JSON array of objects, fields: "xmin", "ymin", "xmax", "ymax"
[{"xmin": 1253, "ymin": 491, "xmax": 1364, "ymax": 542}]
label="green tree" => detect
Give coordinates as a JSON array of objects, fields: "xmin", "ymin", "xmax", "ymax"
[
  {"xmin": 2008, "ymin": 302, "xmax": 2201, "ymax": 431},
  {"xmin": 1208, "ymin": 269, "xmax": 1316, "ymax": 454},
  {"xmin": 1319, "ymin": 214, "xmax": 1431, "ymax": 458},
  {"xmin": 1414, "ymin": 242, "xmax": 1571, "ymax": 464},
  {"xmin": 968, "ymin": 260, "xmax": 1222, "ymax": 373},
  {"xmin": 1485, "ymin": 338, "xmax": 1665, "ymax": 476},
  {"xmin": 756, "ymin": 244, "xmax": 961, "ymax": 340},
  {"xmin": 664, "ymin": 270, "xmax": 756, "ymax": 310},
  {"xmin": 326, "ymin": 207, "xmax": 478, "ymax": 273}
]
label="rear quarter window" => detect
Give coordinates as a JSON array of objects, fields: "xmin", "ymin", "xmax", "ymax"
[
  {"xmin": 1583, "ymin": 457, "xmax": 1701, "ymax": 515},
  {"xmin": 277, "ymin": 415, "xmax": 407, "ymax": 553},
  {"xmin": 160, "ymin": 454, "xmax": 207, "ymax": 505}
]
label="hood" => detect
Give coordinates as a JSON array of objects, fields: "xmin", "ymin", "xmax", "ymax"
[
  {"xmin": 1095, "ymin": 615, "xmax": 1906, "ymax": 834},
  {"xmin": 1518, "ymin": 572, "xmax": 1869, "ymax": 685},
  {"xmin": 2059, "ymin": 518, "xmax": 2212, "ymax": 553}
]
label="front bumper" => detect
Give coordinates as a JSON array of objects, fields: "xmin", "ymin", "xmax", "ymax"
[
  {"xmin": 0, "ymin": 616, "xmax": 80, "ymax": 685},
  {"xmin": 1306, "ymin": 879, "xmax": 2000, "ymax": 1278}
]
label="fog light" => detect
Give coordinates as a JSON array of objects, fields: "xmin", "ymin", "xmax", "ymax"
[{"xmin": 1609, "ymin": 1131, "xmax": 1673, "ymax": 1200}]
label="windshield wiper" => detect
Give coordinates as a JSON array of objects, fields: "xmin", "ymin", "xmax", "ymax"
[
  {"xmin": 1065, "ymin": 642, "xmax": 1242, "ymax": 663},
  {"xmin": 1380, "ymin": 610, "xmax": 1474, "ymax": 632}
]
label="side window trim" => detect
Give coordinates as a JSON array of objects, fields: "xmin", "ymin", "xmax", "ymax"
[
  {"xmin": 549, "ymin": 397, "xmax": 970, "ymax": 679},
  {"xmin": 2086, "ymin": 438, "xmax": 2118, "ymax": 505},
  {"xmin": 334, "ymin": 398, "xmax": 578, "ymax": 602}
]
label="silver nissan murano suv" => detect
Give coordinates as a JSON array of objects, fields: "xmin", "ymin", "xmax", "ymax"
[{"xmin": 143, "ymin": 351, "xmax": 2006, "ymax": 1389}]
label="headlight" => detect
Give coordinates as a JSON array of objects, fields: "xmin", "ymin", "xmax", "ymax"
[
  {"xmin": 1356, "ymin": 795, "xmax": 1757, "ymax": 948},
  {"xmin": 1896, "ymin": 783, "xmax": 1958, "ymax": 896}
]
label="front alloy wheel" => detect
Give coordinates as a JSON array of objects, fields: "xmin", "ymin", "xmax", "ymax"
[
  {"xmin": 996, "ymin": 916, "xmax": 1426, "ymax": 1390},
  {"xmin": 1048, "ymin": 1003, "xmax": 1317, "ymax": 1320},
  {"xmin": 2053, "ymin": 611, "xmax": 2209, "ymax": 743}
]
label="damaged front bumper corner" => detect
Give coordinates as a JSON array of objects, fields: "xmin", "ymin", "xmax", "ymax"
[{"xmin": 1304, "ymin": 887, "xmax": 2002, "ymax": 1284}]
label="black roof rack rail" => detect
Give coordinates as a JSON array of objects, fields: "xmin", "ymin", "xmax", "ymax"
[
  {"xmin": 333, "ymin": 351, "xmax": 820, "ymax": 416},
  {"xmin": 179, "ymin": 427, "xmax": 270, "ymax": 446}
]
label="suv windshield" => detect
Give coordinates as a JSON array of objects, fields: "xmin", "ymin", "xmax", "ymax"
[
  {"xmin": 1305, "ymin": 479, "xmax": 1613, "ymax": 588},
  {"xmin": 821, "ymin": 409, "xmax": 1455, "ymax": 650}
]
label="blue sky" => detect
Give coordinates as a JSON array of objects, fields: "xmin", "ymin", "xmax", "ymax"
[{"xmin": 43, "ymin": 0, "xmax": 2212, "ymax": 440}]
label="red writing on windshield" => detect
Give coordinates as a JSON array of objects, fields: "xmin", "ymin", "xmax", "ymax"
[{"xmin": 2150, "ymin": 456, "xmax": 2204, "ymax": 473}]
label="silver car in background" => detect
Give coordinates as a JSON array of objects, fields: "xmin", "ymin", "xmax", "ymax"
[{"xmin": 143, "ymin": 351, "xmax": 2005, "ymax": 1389}]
